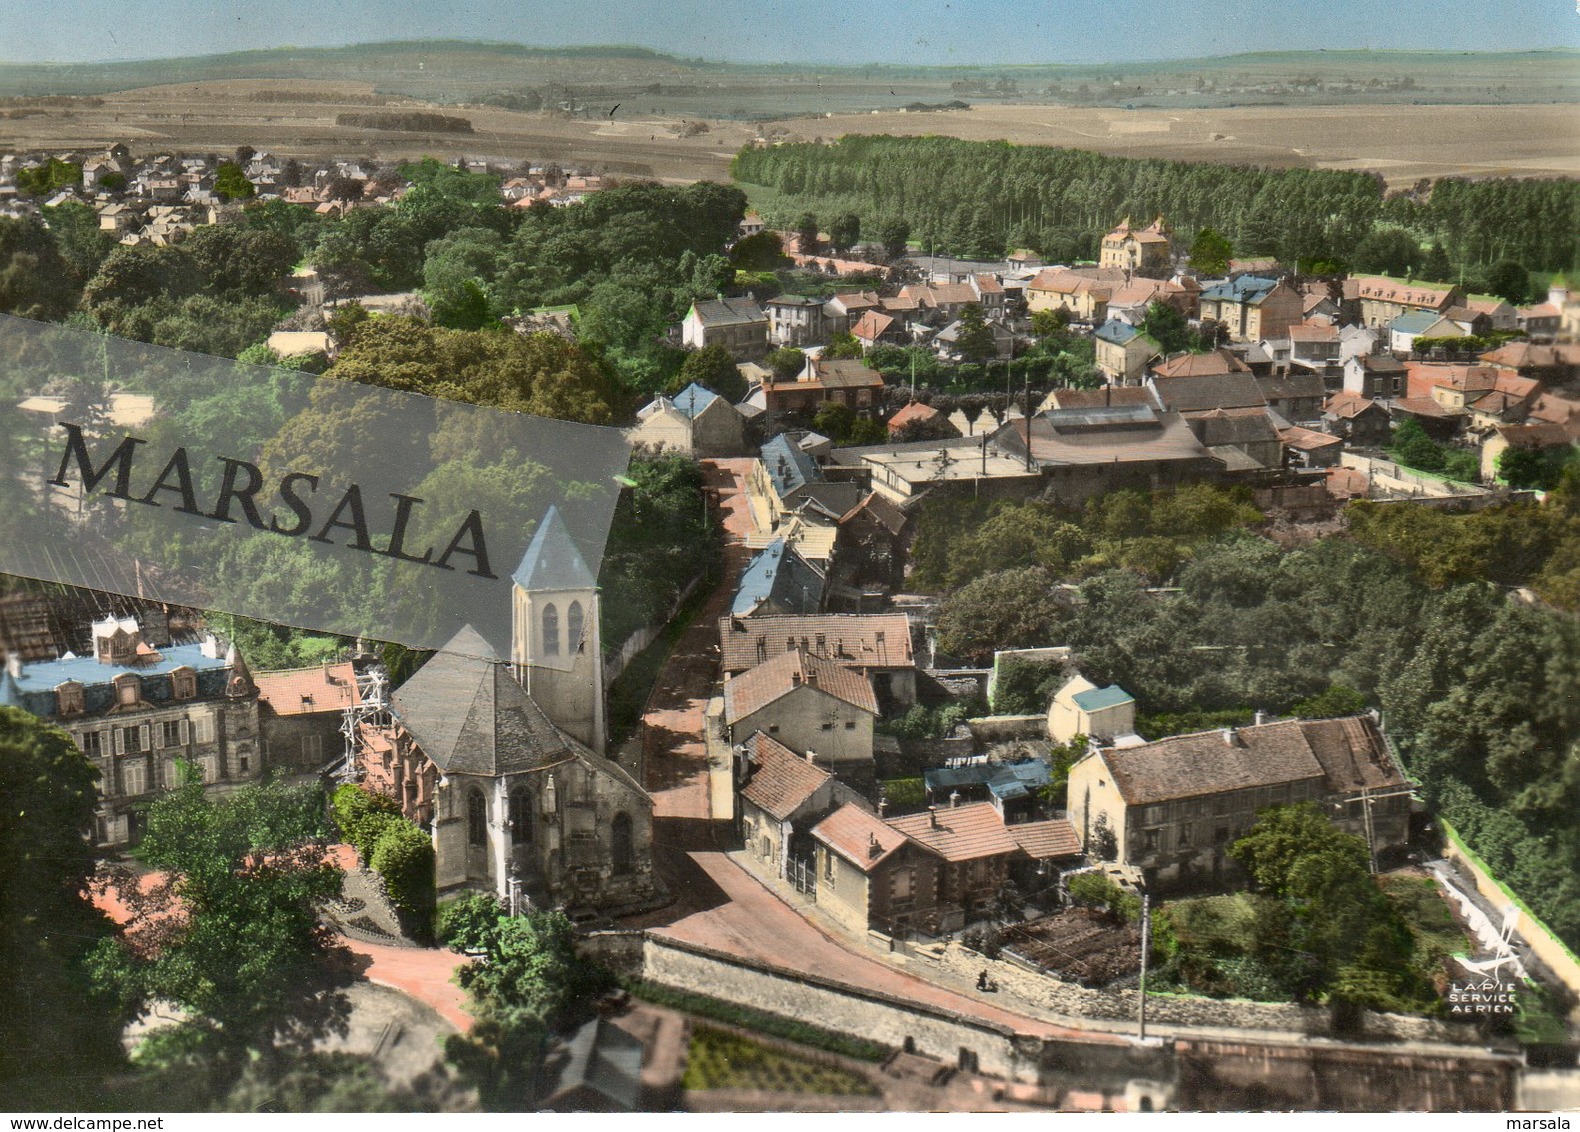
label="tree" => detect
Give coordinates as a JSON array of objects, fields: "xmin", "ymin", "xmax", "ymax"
[
  {"xmin": 823, "ymin": 331, "xmax": 864, "ymax": 360},
  {"xmin": 1351, "ymin": 227, "xmax": 1422, "ymax": 277},
  {"xmin": 876, "ymin": 217, "xmax": 911, "ymax": 260},
  {"xmin": 1030, "ymin": 307, "xmax": 1071, "ymax": 341},
  {"xmin": 794, "ymin": 212, "xmax": 819, "ymax": 254},
  {"xmin": 1141, "ymin": 301, "xmax": 1195, "ymax": 355},
  {"xmin": 0, "ymin": 216, "xmax": 78, "ymax": 320},
  {"xmin": 1188, "ymin": 227, "xmax": 1233, "ymax": 276},
  {"xmin": 1498, "ymin": 444, "xmax": 1567, "ymax": 490},
  {"xmin": 765, "ymin": 346, "xmax": 806, "ymax": 382},
  {"xmin": 324, "ymin": 177, "xmax": 366, "ymax": 202},
  {"xmin": 15, "ymin": 157, "xmax": 81, "ymax": 197},
  {"xmin": 953, "ymin": 302, "xmax": 997, "ymax": 363},
  {"xmin": 1419, "ymin": 242, "xmax": 1454, "ymax": 283},
  {"xmin": 934, "ymin": 566, "xmax": 1069, "ymax": 661},
  {"xmin": 1389, "ymin": 418, "xmax": 1447, "ymax": 473},
  {"xmin": 828, "ymin": 211, "xmax": 861, "ymax": 252},
  {"xmin": 0, "ymin": 708, "xmax": 126, "ymax": 1105},
  {"xmin": 89, "ymin": 777, "xmax": 350, "ymax": 1076},
  {"xmin": 1486, "ymin": 260, "xmax": 1532, "ymax": 306},
  {"xmin": 673, "ymin": 343, "xmax": 747, "ymax": 402},
  {"xmin": 214, "ymin": 162, "xmax": 257, "ymax": 202}
]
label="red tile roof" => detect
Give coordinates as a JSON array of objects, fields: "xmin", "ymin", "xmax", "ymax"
[
  {"xmin": 1008, "ymin": 818, "xmax": 1082, "ymax": 860},
  {"xmin": 738, "ymin": 730, "xmax": 831, "ymax": 821},
  {"xmin": 812, "ymin": 803, "xmax": 907, "ymax": 872},
  {"xmin": 887, "ymin": 400, "xmax": 942, "ymax": 433},
  {"xmin": 255, "ymin": 662, "xmax": 360, "ymax": 716},
  {"xmin": 722, "ymin": 646, "xmax": 880, "ymax": 722},
  {"xmin": 717, "ymin": 613, "xmax": 912, "ymax": 676},
  {"xmin": 887, "ymin": 801, "xmax": 1021, "ymax": 862},
  {"xmin": 1278, "ymin": 425, "xmax": 1342, "ymax": 452},
  {"xmin": 1323, "ymin": 392, "xmax": 1380, "ymax": 420}
]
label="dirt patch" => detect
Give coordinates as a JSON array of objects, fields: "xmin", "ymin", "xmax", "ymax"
[{"xmin": 998, "ymin": 908, "xmax": 1142, "ymax": 986}]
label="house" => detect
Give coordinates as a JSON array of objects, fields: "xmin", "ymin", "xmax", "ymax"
[
  {"xmin": 1149, "ymin": 349, "xmax": 1252, "ymax": 383},
  {"xmin": 1184, "ymin": 408, "xmax": 1284, "ymax": 470},
  {"xmin": 735, "ymin": 730, "xmax": 869, "ymax": 885},
  {"xmin": 923, "ymin": 759, "xmax": 1051, "ymax": 824},
  {"xmin": 0, "ymin": 616, "xmax": 264, "ymax": 848},
  {"xmin": 1464, "ymin": 295, "xmax": 1519, "ymax": 332},
  {"xmin": 1480, "ymin": 342, "xmax": 1580, "ymax": 386},
  {"xmin": 1342, "ymin": 354, "xmax": 1407, "ymax": 400},
  {"xmin": 1517, "ymin": 302, "xmax": 1562, "ymax": 341},
  {"xmin": 886, "ymin": 400, "xmax": 955, "ymax": 439},
  {"xmin": 356, "ymin": 626, "xmax": 658, "ymax": 912},
  {"xmin": 1047, "ymin": 675, "xmax": 1138, "ymax": 746},
  {"xmin": 1481, "ymin": 421, "xmax": 1575, "ymax": 482},
  {"xmin": 748, "ymin": 432, "xmax": 863, "ymax": 530},
  {"xmin": 629, "ymin": 382, "xmax": 746, "ymax": 457},
  {"xmin": 850, "ymin": 309, "xmax": 903, "ymax": 350},
  {"xmin": 886, "ymin": 801, "xmax": 1024, "ymax": 932},
  {"xmin": 760, "ymin": 356, "xmax": 885, "ymax": 417},
  {"xmin": 717, "ymin": 612, "xmax": 914, "ymax": 708},
  {"xmin": 1529, "ymin": 392, "xmax": 1580, "ymax": 441},
  {"xmin": 1388, "ymin": 310, "xmax": 1462, "ymax": 355},
  {"xmin": 932, "ymin": 316, "xmax": 1013, "ymax": 361},
  {"xmin": 1354, "ymin": 277, "xmax": 1464, "ymax": 329},
  {"xmin": 1278, "ymin": 425, "xmax": 1345, "ymax": 469},
  {"xmin": 1100, "ymin": 216, "xmax": 1173, "ymax": 275},
  {"xmin": 1093, "ymin": 318, "xmax": 1163, "ymax": 383},
  {"xmin": 1255, "ymin": 373, "xmax": 1327, "ymax": 423},
  {"xmin": 536, "ymin": 1017, "xmax": 645, "ymax": 1112},
  {"xmin": 1025, "ymin": 267, "xmax": 1126, "ymax": 323},
  {"xmin": 681, "ymin": 297, "xmax": 769, "ymax": 360},
  {"xmin": 1037, "ymin": 385, "xmax": 1157, "ymax": 414},
  {"xmin": 722, "ymin": 646, "xmax": 879, "ymax": 782},
  {"xmin": 1146, "ymin": 367, "xmax": 1265, "ymax": 416},
  {"xmin": 1282, "ymin": 322, "xmax": 1341, "ymax": 374},
  {"xmin": 1104, "ymin": 275, "xmax": 1200, "ymax": 324},
  {"xmin": 1066, "ymin": 715, "xmax": 1412, "ymax": 892},
  {"xmin": 255, "ymin": 661, "xmax": 362, "ymax": 778},
  {"xmin": 1406, "ymin": 362, "xmax": 1502, "ymax": 413},
  {"xmin": 900, "ymin": 281, "xmax": 983, "ymax": 323},
  {"xmin": 826, "ymin": 290, "xmax": 883, "ymax": 333},
  {"xmin": 830, "ymin": 492, "xmax": 910, "ymax": 604},
  {"xmin": 810, "ymin": 802, "xmax": 938, "ymax": 936},
  {"xmin": 1197, "ymin": 276, "xmax": 1303, "ymax": 343},
  {"xmin": 731, "ymin": 538, "xmax": 826, "ymax": 618},
  {"xmin": 765, "ymin": 294, "xmax": 828, "ymax": 348}
]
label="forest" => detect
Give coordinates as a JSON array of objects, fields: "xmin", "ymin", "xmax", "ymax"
[
  {"xmin": 731, "ymin": 136, "xmax": 1580, "ymax": 279},
  {"xmin": 912, "ymin": 481, "xmax": 1580, "ymax": 949}
]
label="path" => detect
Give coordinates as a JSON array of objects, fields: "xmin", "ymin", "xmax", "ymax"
[{"xmin": 622, "ymin": 458, "xmax": 1125, "ymax": 1046}]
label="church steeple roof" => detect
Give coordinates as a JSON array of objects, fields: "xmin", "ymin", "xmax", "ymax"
[{"xmin": 512, "ymin": 505, "xmax": 596, "ymax": 592}]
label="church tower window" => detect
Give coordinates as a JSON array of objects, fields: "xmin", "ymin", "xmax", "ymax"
[{"xmin": 542, "ymin": 603, "xmax": 560, "ymax": 657}]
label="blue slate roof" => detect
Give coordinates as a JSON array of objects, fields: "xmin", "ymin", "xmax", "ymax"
[
  {"xmin": 924, "ymin": 758, "xmax": 1051, "ymax": 801},
  {"xmin": 1094, "ymin": 318, "xmax": 1141, "ymax": 346},
  {"xmin": 1390, "ymin": 309, "xmax": 1446, "ymax": 335},
  {"xmin": 671, "ymin": 382, "xmax": 721, "ymax": 419},
  {"xmin": 0, "ymin": 641, "xmax": 234, "ymax": 716},
  {"xmin": 1071, "ymin": 684, "xmax": 1135, "ymax": 712},
  {"xmin": 513, "ymin": 505, "xmax": 596, "ymax": 592},
  {"xmin": 732, "ymin": 538, "xmax": 825, "ymax": 617},
  {"xmin": 1200, "ymin": 275, "xmax": 1279, "ymax": 305},
  {"xmin": 760, "ymin": 433, "xmax": 822, "ymax": 498}
]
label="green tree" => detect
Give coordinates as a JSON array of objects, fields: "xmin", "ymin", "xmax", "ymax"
[
  {"xmin": 935, "ymin": 566, "xmax": 1069, "ymax": 661},
  {"xmin": 214, "ymin": 162, "xmax": 257, "ymax": 201},
  {"xmin": 730, "ymin": 230, "xmax": 788, "ymax": 271},
  {"xmin": 0, "ymin": 708, "xmax": 126, "ymax": 1106},
  {"xmin": 1030, "ymin": 307, "xmax": 1071, "ymax": 341},
  {"xmin": 794, "ymin": 212, "xmax": 819, "ymax": 253},
  {"xmin": 1141, "ymin": 301, "xmax": 1195, "ymax": 355},
  {"xmin": 15, "ymin": 157, "xmax": 81, "ymax": 197},
  {"xmin": 1188, "ymin": 227, "xmax": 1233, "ymax": 276},
  {"xmin": 953, "ymin": 302, "xmax": 997, "ymax": 363},
  {"xmin": 1419, "ymin": 242, "xmax": 1454, "ymax": 283},
  {"xmin": 1351, "ymin": 227, "xmax": 1422, "ymax": 277},
  {"xmin": 0, "ymin": 216, "xmax": 78, "ymax": 319},
  {"xmin": 823, "ymin": 331, "xmax": 864, "ymax": 360},
  {"xmin": 673, "ymin": 343, "xmax": 747, "ymax": 402},
  {"xmin": 1485, "ymin": 260, "xmax": 1532, "ymax": 306},
  {"xmin": 828, "ymin": 211, "xmax": 861, "ymax": 252},
  {"xmin": 765, "ymin": 347, "xmax": 806, "ymax": 382},
  {"xmin": 1389, "ymin": 418, "xmax": 1447, "ymax": 473},
  {"xmin": 876, "ymin": 217, "xmax": 911, "ymax": 260},
  {"xmin": 89, "ymin": 777, "xmax": 349, "ymax": 1074}
]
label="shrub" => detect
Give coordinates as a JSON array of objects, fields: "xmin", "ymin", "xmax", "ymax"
[
  {"xmin": 330, "ymin": 783, "xmax": 402, "ymax": 864},
  {"xmin": 370, "ymin": 820, "xmax": 436, "ymax": 939},
  {"xmin": 437, "ymin": 892, "xmax": 507, "ymax": 952},
  {"xmin": 1066, "ymin": 872, "xmax": 1140, "ymax": 923}
]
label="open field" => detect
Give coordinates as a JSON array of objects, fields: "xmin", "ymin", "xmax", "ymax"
[{"xmin": 3, "ymin": 78, "xmax": 1576, "ymax": 187}]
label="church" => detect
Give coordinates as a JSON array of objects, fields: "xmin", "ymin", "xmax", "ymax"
[{"xmin": 355, "ymin": 506, "xmax": 661, "ymax": 917}]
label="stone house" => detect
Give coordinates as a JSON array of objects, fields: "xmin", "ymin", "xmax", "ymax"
[
  {"xmin": 681, "ymin": 296, "xmax": 769, "ymax": 360},
  {"xmin": 748, "ymin": 432, "xmax": 863, "ymax": 530},
  {"xmin": 1186, "ymin": 404, "xmax": 1283, "ymax": 470},
  {"xmin": 811, "ymin": 802, "xmax": 940, "ymax": 936},
  {"xmin": 825, "ymin": 290, "xmax": 883, "ymax": 334},
  {"xmin": 718, "ymin": 611, "xmax": 915, "ymax": 711},
  {"xmin": 1066, "ymin": 715, "xmax": 1411, "ymax": 892},
  {"xmin": 1047, "ymin": 675, "xmax": 1137, "ymax": 746},
  {"xmin": 735, "ymin": 729, "xmax": 869, "ymax": 885},
  {"xmin": 629, "ymin": 382, "xmax": 746, "ymax": 457},
  {"xmin": 722, "ymin": 645, "xmax": 879, "ymax": 780},
  {"xmin": 761, "ymin": 356, "xmax": 885, "ymax": 417},
  {"xmin": 923, "ymin": 759, "xmax": 1050, "ymax": 825},
  {"xmin": 1255, "ymin": 372, "xmax": 1327, "ymax": 423},
  {"xmin": 1025, "ymin": 267, "xmax": 1125, "ymax": 323},
  {"xmin": 1480, "ymin": 421, "xmax": 1575, "ymax": 481},
  {"xmin": 1354, "ymin": 277, "xmax": 1464, "ymax": 329},
  {"xmin": 1278, "ymin": 426, "xmax": 1345, "ymax": 469},
  {"xmin": 1282, "ymin": 322, "xmax": 1341, "ymax": 374},
  {"xmin": 886, "ymin": 801, "xmax": 1024, "ymax": 933},
  {"xmin": 0, "ymin": 616, "xmax": 263, "ymax": 848},
  {"xmin": 829, "ymin": 491, "xmax": 910, "ymax": 604},
  {"xmin": 255, "ymin": 661, "xmax": 361, "ymax": 779},
  {"xmin": 1099, "ymin": 216, "xmax": 1172, "ymax": 275},
  {"xmin": 765, "ymin": 294, "xmax": 828, "ymax": 348},
  {"xmin": 1093, "ymin": 318, "xmax": 1162, "ymax": 383},
  {"xmin": 1197, "ymin": 276, "xmax": 1302, "ymax": 343},
  {"xmin": 1388, "ymin": 310, "xmax": 1461, "ymax": 355},
  {"xmin": 730, "ymin": 539, "xmax": 827, "ymax": 618},
  {"xmin": 1342, "ymin": 355, "xmax": 1407, "ymax": 400}
]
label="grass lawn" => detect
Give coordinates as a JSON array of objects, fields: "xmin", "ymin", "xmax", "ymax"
[
  {"xmin": 681, "ymin": 1026, "xmax": 878, "ymax": 1096},
  {"xmin": 1377, "ymin": 873, "xmax": 1472, "ymax": 968}
]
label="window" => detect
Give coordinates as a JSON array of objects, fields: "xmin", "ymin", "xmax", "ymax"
[
  {"xmin": 1215, "ymin": 826, "xmax": 1230, "ymax": 845},
  {"xmin": 160, "ymin": 720, "xmax": 187, "ymax": 748},
  {"xmin": 302, "ymin": 734, "xmax": 322, "ymax": 763},
  {"xmin": 163, "ymin": 758, "xmax": 182, "ymax": 789},
  {"xmin": 821, "ymin": 721, "xmax": 833, "ymax": 731},
  {"xmin": 1143, "ymin": 829, "xmax": 1161, "ymax": 853},
  {"xmin": 239, "ymin": 753, "xmax": 250, "ymax": 773},
  {"xmin": 55, "ymin": 682, "xmax": 84, "ymax": 716},
  {"xmin": 844, "ymin": 721, "xmax": 856, "ymax": 731},
  {"xmin": 122, "ymin": 760, "xmax": 147, "ymax": 796},
  {"xmin": 1179, "ymin": 821, "xmax": 1192, "ymax": 847},
  {"xmin": 612, "ymin": 812, "xmax": 633, "ymax": 876},
  {"xmin": 467, "ymin": 789, "xmax": 487, "ymax": 848},
  {"xmin": 81, "ymin": 730, "xmax": 104, "ymax": 758},
  {"xmin": 824, "ymin": 851, "xmax": 835, "ymax": 881},
  {"xmin": 767, "ymin": 724, "xmax": 779, "ymax": 734},
  {"xmin": 893, "ymin": 868, "xmax": 913, "ymax": 901},
  {"xmin": 200, "ymin": 756, "xmax": 218, "ymax": 783},
  {"xmin": 567, "ymin": 601, "xmax": 585, "ymax": 655},
  {"xmin": 116, "ymin": 726, "xmax": 145, "ymax": 755},
  {"xmin": 192, "ymin": 714, "xmax": 215, "ymax": 745},
  {"xmin": 509, "ymin": 787, "xmax": 533, "ymax": 843},
  {"xmin": 541, "ymin": 603, "xmax": 560, "ymax": 657},
  {"xmin": 170, "ymin": 667, "xmax": 196, "ymax": 700},
  {"xmin": 114, "ymin": 674, "xmax": 141, "ymax": 706}
]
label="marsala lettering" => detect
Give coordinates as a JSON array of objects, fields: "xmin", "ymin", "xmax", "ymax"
[{"xmin": 49, "ymin": 422, "xmax": 496, "ymax": 579}]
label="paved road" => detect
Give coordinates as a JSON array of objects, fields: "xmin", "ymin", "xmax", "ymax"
[{"xmin": 623, "ymin": 458, "xmax": 1124, "ymax": 1046}]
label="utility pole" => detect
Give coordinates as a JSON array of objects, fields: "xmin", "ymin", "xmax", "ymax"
[{"xmin": 1138, "ymin": 892, "xmax": 1151, "ymax": 1042}]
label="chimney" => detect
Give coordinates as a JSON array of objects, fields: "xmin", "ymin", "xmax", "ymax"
[
  {"xmin": 4, "ymin": 652, "xmax": 21, "ymax": 680},
  {"xmin": 877, "ymin": 797, "xmax": 887, "ymax": 817},
  {"xmin": 1222, "ymin": 727, "xmax": 1240, "ymax": 747},
  {"xmin": 805, "ymin": 748, "xmax": 817, "ymax": 764},
  {"xmin": 868, "ymin": 832, "xmax": 883, "ymax": 859},
  {"xmin": 1253, "ymin": 710, "xmax": 1267, "ymax": 726},
  {"xmin": 949, "ymin": 790, "xmax": 961, "ymax": 809},
  {"xmin": 929, "ymin": 807, "xmax": 941, "ymax": 829}
]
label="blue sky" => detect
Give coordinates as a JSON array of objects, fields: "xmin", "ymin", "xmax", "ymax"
[{"xmin": 2, "ymin": 0, "xmax": 1577, "ymax": 65}]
